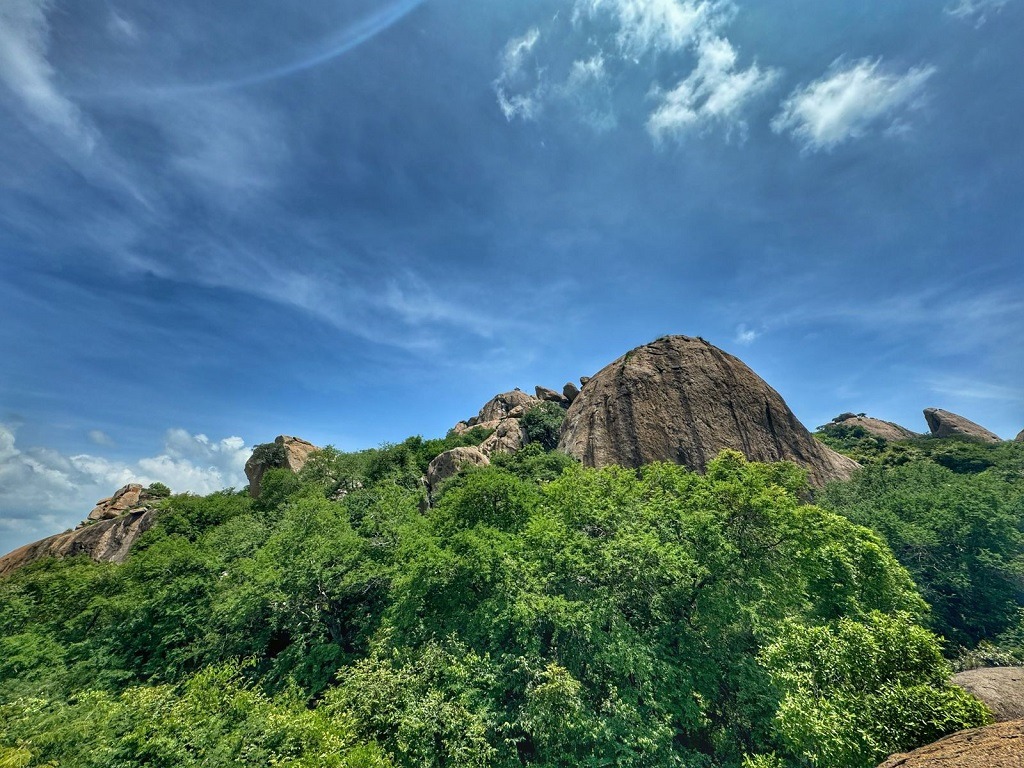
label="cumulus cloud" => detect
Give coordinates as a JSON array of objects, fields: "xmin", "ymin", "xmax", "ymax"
[
  {"xmin": 575, "ymin": 0, "xmax": 716, "ymax": 55},
  {"xmin": 0, "ymin": 424, "xmax": 250, "ymax": 553},
  {"xmin": 0, "ymin": 0, "xmax": 98, "ymax": 152},
  {"xmin": 945, "ymin": 0, "xmax": 1012, "ymax": 24},
  {"xmin": 772, "ymin": 58, "xmax": 936, "ymax": 152},
  {"xmin": 647, "ymin": 36, "xmax": 777, "ymax": 142}
]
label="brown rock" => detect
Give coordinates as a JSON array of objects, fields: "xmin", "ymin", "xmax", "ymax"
[
  {"xmin": 1015, "ymin": 429, "xmax": 1023, "ymax": 443},
  {"xmin": 479, "ymin": 418, "xmax": 527, "ymax": 457},
  {"xmin": 469, "ymin": 390, "xmax": 539, "ymax": 425},
  {"xmin": 451, "ymin": 421, "xmax": 472, "ymax": 436},
  {"xmin": 924, "ymin": 408, "xmax": 1002, "ymax": 443},
  {"xmin": 876, "ymin": 720, "xmax": 1023, "ymax": 768},
  {"xmin": 535, "ymin": 385, "xmax": 568, "ymax": 405},
  {"xmin": 245, "ymin": 435, "xmax": 319, "ymax": 497},
  {"xmin": 563, "ymin": 382, "xmax": 580, "ymax": 403},
  {"xmin": 87, "ymin": 483, "xmax": 145, "ymax": 521},
  {"xmin": 426, "ymin": 446, "xmax": 490, "ymax": 493},
  {"xmin": 579, "ymin": 376, "xmax": 591, "ymax": 387},
  {"xmin": 822, "ymin": 413, "xmax": 920, "ymax": 441},
  {"xmin": 558, "ymin": 335, "xmax": 859, "ymax": 487},
  {"xmin": 953, "ymin": 668, "xmax": 1024, "ymax": 722},
  {"xmin": 0, "ymin": 508, "xmax": 159, "ymax": 577}
]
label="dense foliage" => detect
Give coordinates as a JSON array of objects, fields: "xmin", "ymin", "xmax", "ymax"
[{"xmin": 1, "ymin": 428, "xmax": 1006, "ymax": 767}]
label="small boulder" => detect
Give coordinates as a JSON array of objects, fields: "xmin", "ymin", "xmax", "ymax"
[
  {"xmin": 479, "ymin": 418, "xmax": 527, "ymax": 457},
  {"xmin": 953, "ymin": 667, "xmax": 1024, "ymax": 722},
  {"xmin": 426, "ymin": 446, "xmax": 490, "ymax": 493},
  {"xmin": 580, "ymin": 376, "xmax": 591, "ymax": 387},
  {"xmin": 563, "ymin": 382, "xmax": 580, "ymax": 403},
  {"xmin": 535, "ymin": 385, "xmax": 568, "ymax": 405},
  {"xmin": 923, "ymin": 408, "xmax": 1001, "ymax": 443}
]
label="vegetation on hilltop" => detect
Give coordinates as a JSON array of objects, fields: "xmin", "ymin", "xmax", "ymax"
[{"xmin": 3, "ymin": 425, "xmax": 1020, "ymax": 767}]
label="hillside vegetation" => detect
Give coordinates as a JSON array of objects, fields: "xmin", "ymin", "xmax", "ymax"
[{"xmin": 2, "ymin": 426, "xmax": 1022, "ymax": 767}]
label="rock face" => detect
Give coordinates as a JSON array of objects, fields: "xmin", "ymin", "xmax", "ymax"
[
  {"xmin": 558, "ymin": 335, "xmax": 859, "ymax": 487},
  {"xmin": 953, "ymin": 668, "xmax": 1024, "ymax": 722},
  {"xmin": 923, "ymin": 408, "xmax": 1002, "ymax": 443},
  {"xmin": 876, "ymin": 720, "xmax": 1024, "ymax": 768},
  {"xmin": 470, "ymin": 390, "xmax": 539, "ymax": 425},
  {"xmin": 479, "ymin": 418, "xmax": 527, "ymax": 457},
  {"xmin": 245, "ymin": 435, "xmax": 319, "ymax": 497},
  {"xmin": 426, "ymin": 446, "xmax": 490, "ymax": 493},
  {"xmin": 821, "ymin": 413, "xmax": 919, "ymax": 441},
  {"xmin": 1015, "ymin": 429, "xmax": 1024, "ymax": 443},
  {"xmin": 0, "ymin": 508, "xmax": 159, "ymax": 578}
]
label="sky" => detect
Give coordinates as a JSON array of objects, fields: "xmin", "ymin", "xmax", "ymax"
[{"xmin": 1, "ymin": 0, "xmax": 1022, "ymax": 553}]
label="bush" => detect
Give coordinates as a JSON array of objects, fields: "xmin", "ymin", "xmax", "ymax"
[{"xmin": 520, "ymin": 402, "xmax": 566, "ymax": 451}]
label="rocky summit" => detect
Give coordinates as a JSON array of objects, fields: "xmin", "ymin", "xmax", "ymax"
[
  {"xmin": 244, "ymin": 435, "xmax": 319, "ymax": 497},
  {"xmin": 923, "ymin": 408, "xmax": 1002, "ymax": 443},
  {"xmin": 558, "ymin": 335, "xmax": 860, "ymax": 487}
]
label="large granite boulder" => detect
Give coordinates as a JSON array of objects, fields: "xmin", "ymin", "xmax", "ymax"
[
  {"xmin": 245, "ymin": 435, "xmax": 319, "ymax": 497},
  {"xmin": 923, "ymin": 408, "xmax": 1001, "ymax": 443},
  {"xmin": 1015, "ymin": 429, "xmax": 1023, "ymax": 443},
  {"xmin": 469, "ymin": 390, "xmax": 539, "ymax": 426},
  {"xmin": 821, "ymin": 413, "xmax": 919, "ymax": 441},
  {"xmin": 953, "ymin": 667, "xmax": 1024, "ymax": 722},
  {"xmin": 876, "ymin": 720, "xmax": 1024, "ymax": 768},
  {"xmin": 478, "ymin": 418, "xmax": 527, "ymax": 457},
  {"xmin": 558, "ymin": 335, "xmax": 859, "ymax": 487},
  {"xmin": 87, "ymin": 483, "xmax": 149, "ymax": 521},
  {"xmin": 426, "ymin": 446, "xmax": 490, "ymax": 493},
  {"xmin": 0, "ymin": 507, "xmax": 159, "ymax": 577}
]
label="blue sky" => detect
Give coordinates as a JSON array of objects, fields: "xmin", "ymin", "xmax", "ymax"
[{"xmin": 1, "ymin": 0, "xmax": 1022, "ymax": 553}]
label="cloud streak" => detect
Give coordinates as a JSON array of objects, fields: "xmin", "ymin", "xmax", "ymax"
[{"xmin": 772, "ymin": 58, "xmax": 936, "ymax": 152}]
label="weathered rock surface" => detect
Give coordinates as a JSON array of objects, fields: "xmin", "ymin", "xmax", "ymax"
[
  {"xmin": 821, "ymin": 413, "xmax": 919, "ymax": 442},
  {"xmin": 558, "ymin": 335, "xmax": 859, "ymax": 487},
  {"xmin": 1015, "ymin": 429, "xmax": 1024, "ymax": 443},
  {"xmin": 426, "ymin": 446, "xmax": 490, "ymax": 493},
  {"xmin": 563, "ymin": 383, "xmax": 580, "ymax": 403},
  {"xmin": 876, "ymin": 720, "xmax": 1024, "ymax": 768},
  {"xmin": 0, "ymin": 508, "xmax": 159, "ymax": 578},
  {"xmin": 953, "ymin": 668, "xmax": 1024, "ymax": 722},
  {"xmin": 479, "ymin": 418, "xmax": 527, "ymax": 457},
  {"xmin": 470, "ymin": 390, "xmax": 539, "ymax": 425},
  {"xmin": 535, "ymin": 385, "xmax": 568, "ymax": 405},
  {"xmin": 87, "ymin": 483, "xmax": 155, "ymax": 521},
  {"xmin": 923, "ymin": 408, "xmax": 1002, "ymax": 443},
  {"xmin": 245, "ymin": 435, "xmax": 319, "ymax": 497}
]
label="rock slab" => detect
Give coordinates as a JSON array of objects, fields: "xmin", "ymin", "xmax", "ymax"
[
  {"xmin": 0, "ymin": 508, "xmax": 158, "ymax": 578},
  {"xmin": 558, "ymin": 335, "xmax": 859, "ymax": 487},
  {"xmin": 953, "ymin": 667, "xmax": 1024, "ymax": 723},
  {"xmin": 876, "ymin": 720, "xmax": 1024, "ymax": 768},
  {"xmin": 923, "ymin": 408, "xmax": 1001, "ymax": 443},
  {"xmin": 822, "ymin": 413, "xmax": 919, "ymax": 441}
]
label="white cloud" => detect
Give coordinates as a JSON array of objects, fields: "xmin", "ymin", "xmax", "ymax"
[
  {"xmin": 734, "ymin": 324, "xmax": 760, "ymax": 345},
  {"xmin": 772, "ymin": 58, "xmax": 936, "ymax": 152},
  {"xmin": 647, "ymin": 36, "xmax": 777, "ymax": 142},
  {"xmin": 0, "ymin": 0, "xmax": 98, "ymax": 152},
  {"xmin": 945, "ymin": 0, "xmax": 1012, "ymax": 24},
  {"xmin": 0, "ymin": 424, "xmax": 250, "ymax": 554},
  {"xmin": 88, "ymin": 429, "xmax": 115, "ymax": 447},
  {"xmin": 575, "ymin": 0, "xmax": 717, "ymax": 55},
  {"xmin": 495, "ymin": 28, "xmax": 544, "ymax": 121}
]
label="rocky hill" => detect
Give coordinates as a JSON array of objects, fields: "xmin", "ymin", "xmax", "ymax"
[{"xmin": 558, "ymin": 335, "xmax": 860, "ymax": 487}]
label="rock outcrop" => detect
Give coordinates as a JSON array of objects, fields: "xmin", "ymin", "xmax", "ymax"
[
  {"xmin": 953, "ymin": 668, "xmax": 1024, "ymax": 722},
  {"xmin": 821, "ymin": 413, "xmax": 919, "ymax": 442},
  {"xmin": 923, "ymin": 408, "xmax": 1002, "ymax": 443},
  {"xmin": 479, "ymin": 418, "xmax": 527, "ymax": 457},
  {"xmin": 1015, "ymin": 429, "xmax": 1024, "ymax": 443},
  {"xmin": 0, "ymin": 507, "xmax": 158, "ymax": 578},
  {"xmin": 245, "ymin": 435, "xmax": 319, "ymax": 497},
  {"xmin": 469, "ymin": 390, "xmax": 539, "ymax": 426},
  {"xmin": 563, "ymin": 382, "xmax": 580, "ymax": 403},
  {"xmin": 876, "ymin": 720, "xmax": 1024, "ymax": 768},
  {"xmin": 558, "ymin": 335, "xmax": 859, "ymax": 487},
  {"xmin": 535, "ymin": 385, "xmax": 568, "ymax": 405},
  {"xmin": 88, "ymin": 483, "xmax": 159, "ymax": 521},
  {"xmin": 426, "ymin": 446, "xmax": 490, "ymax": 494}
]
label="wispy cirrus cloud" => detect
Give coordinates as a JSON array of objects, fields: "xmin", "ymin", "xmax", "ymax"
[
  {"xmin": 945, "ymin": 0, "xmax": 1012, "ymax": 25},
  {"xmin": 772, "ymin": 58, "xmax": 936, "ymax": 152}
]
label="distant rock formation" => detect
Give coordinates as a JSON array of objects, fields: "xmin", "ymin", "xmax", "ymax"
[
  {"xmin": 953, "ymin": 667, "xmax": 1024, "ymax": 722},
  {"xmin": 535, "ymin": 385, "xmax": 569, "ymax": 406},
  {"xmin": 244, "ymin": 435, "xmax": 319, "ymax": 497},
  {"xmin": 87, "ymin": 483, "xmax": 160, "ymax": 521},
  {"xmin": 558, "ymin": 335, "xmax": 859, "ymax": 487},
  {"xmin": 562, "ymin": 382, "xmax": 580, "ymax": 403},
  {"xmin": 923, "ymin": 408, "xmax": 1001, "ymax": 443},
  {"xmin": 0, "ymin": 503, "xmax": 159, "ymax": 578},
  {"xmin": 821, "ymin": 413, "xmax": 919, "ymax": 441},
  {"xmin": 1015, "ymin": 429, "xmax": 1024, "ymax": 443},
  {"xmin": 876, "ymin": 720, "xmax": 1024, "ymax": 768},
  {"xmin": 426, "ymin": 446, "xmax": 490, "ymax": 494}
]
